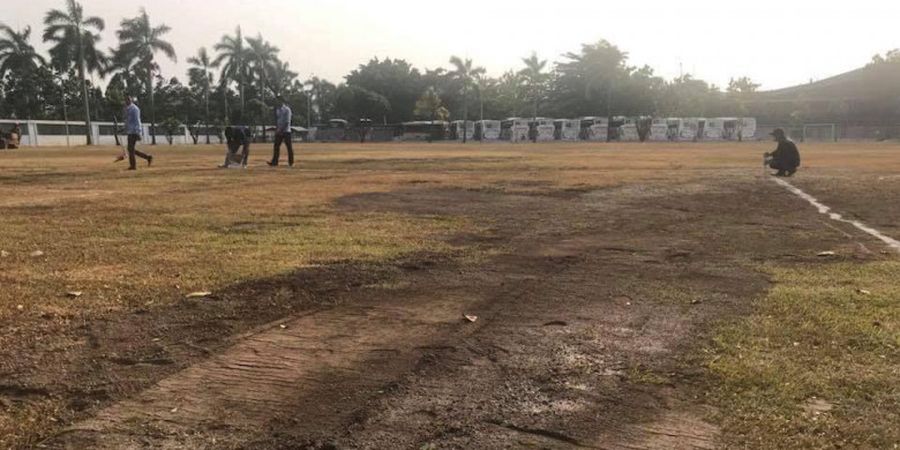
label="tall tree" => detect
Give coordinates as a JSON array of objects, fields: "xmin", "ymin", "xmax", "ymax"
[
  {"xmin": 554, "ymin": 40, "xmax": 628, "ymax": 117},
  {"xmin": 345, "ymin": 58, "xmax": 423, "ymax": 123},
  {"xmin": 448, "ymin": 56, "xmax": 485, "ymax": 143},
  {"xmin": 305, "ymin": 76, "xmax": 338, "ymax": 122},
  {"xmin": 42, "ymin": 0, "xmax": 106, "ymax": 144},
  {"xmin": 213, "ymin": 27, "xmax": 248, "ymax": 119},
  {"xmin": 245, "ymin": 33, "xmax": 279, "ymax": 121},
  {"xmin": 114, "ymin": 8, "xmax": 176, "ymax": 144},
  {"xmin": 519, "ymin": 52, "xmax": 548, "ymax": 140},
  {"xmin": 414, "ymin": 86, "xmax": 448, "ymax": 122},
  {"xmin": 268, "ymin": 60, "xmax": 297, "ymax": 99},
  {"xmin": 727, "ymin": 76, "xmax": 760, "ymax": 94},
  {"xmin": 1, "ymin": 25, "xmax": 49, "ymax": 120},
  {"xmin": 187, "ymin": 47, "xmax": 217, "ymax": 143},
  {"xmin": 0, "ymin": 25, "xmax": 47, "ymax": 81}
]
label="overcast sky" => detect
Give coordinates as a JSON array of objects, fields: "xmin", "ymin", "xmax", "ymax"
[{"xmin": 6, "ymin": 0, "xmax": 900, "ymax": 90}]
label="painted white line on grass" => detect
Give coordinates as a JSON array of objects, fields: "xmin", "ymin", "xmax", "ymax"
[{"xmin": 772, "ymin": 177, "xmax": 900, "ymax": 253}]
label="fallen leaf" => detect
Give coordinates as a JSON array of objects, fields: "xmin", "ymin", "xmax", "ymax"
[
  {"xmin": 185, "ymin": 291, "xmax": 212, "ymax": 299},
  {"xmin": 857, "ymin": 289, "xmax": 872, "ymax": 295},
  {"xmin": 691, "ymin": 299, "xmax": 702, "ymax": 305},
  {"xmin": 66, "ymin": 291, "xmax": 83, "ymax": 298},
  {"xmin": 279, "ymin": 324, "xmax": 287, "ymax": 329},
  {"xmin": 817, "ymin": 251, "xmax": 836, "ymax": 257},
  {"xmin": 170, "ymin": 407, "xmax": 179, "ymax": 413},
  {"xmin": 30, "ymin": 250, "xmax": 45, "ymax": 258},
  {"xmin": 463, "ymin": 314, "xmax": 478, "ymax": 323}
]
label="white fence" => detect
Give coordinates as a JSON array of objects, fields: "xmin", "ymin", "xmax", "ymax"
[{"xmin": 0, "ymin": 119, "xmax": 198, "ymax": 147}]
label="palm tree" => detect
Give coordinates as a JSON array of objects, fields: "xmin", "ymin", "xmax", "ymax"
[
  {"xmin": 414, "ymin": 86, "xmax": 448, "ymax": 143},
  {"xmin": 213, "ymin": 27, "xmax": 248, "ymax": 118},
  {"xmin": 268, "ymin": 60, "xmax": 297, "ymax": 99},
  {"xmin": 519, "ymin": 52, "xmax": 548, "ymax": 142},
  {"xmin": 448, "ymin": 56, "xmax": 485, "ymax": 143},
  {"xmin": 187, "ymin": 47, "xmax": 217, "ymax": 143},
  {"xmin": 245, "ymin": 34, "xmax": 279, "ymax": 109},
  {"xmin": 0, "ymin": 24, "xmax": 47, "ymax": 120},
  {"xmin": 43, "ymin": 0, "xmax": 106, "ymax": 144},
  {"xmin": 0, "ymin": 25, "xmax": 47, "ymax": 80},
  {"xmin": 114, "ymin": 8, "xmax": 176, "ymax": 145}
]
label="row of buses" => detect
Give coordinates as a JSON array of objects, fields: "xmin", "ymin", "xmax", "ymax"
[{"xmin": 308, "ymin": 117, "xmax": 757, "ymax": 143}]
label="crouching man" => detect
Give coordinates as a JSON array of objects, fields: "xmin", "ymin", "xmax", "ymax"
[
  {"xmin": 221, "ymin": 125, "xmax": 251, "ymax": 168},
  {"xmin": 765, "ymin": 128, "xmax": 801, "ymax": 177}
]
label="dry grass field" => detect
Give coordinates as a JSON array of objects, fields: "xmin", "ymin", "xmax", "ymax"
[{"xmin": 1, "ymin": 141, "xmax": 898, "ymax": 449}]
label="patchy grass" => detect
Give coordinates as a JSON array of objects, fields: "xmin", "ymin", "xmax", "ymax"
[
  {"xmin": 705, "ymin": 261, "xmax": 900, "ymax": 449},
  {"xmin": 2, "ymin": 141, "xmax": 900, "ymax": 448}
]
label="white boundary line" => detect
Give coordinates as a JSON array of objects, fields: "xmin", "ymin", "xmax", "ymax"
[{"xmin": 772, "ymin": 177, "xmax": 900, "ymax": 253}]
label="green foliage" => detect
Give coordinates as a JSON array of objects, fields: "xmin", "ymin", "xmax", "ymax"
[{"xmin": 414, "ymin": 86, "xmax": 448, "ymax": 122}]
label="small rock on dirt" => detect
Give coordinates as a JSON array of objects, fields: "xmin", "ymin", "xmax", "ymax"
[
  {"xmin": 30, "ymin": 250, "xmax": 45, "ymax": 258},
  {"xmin": 66, "ymin": 291, "xmax": 83, "ymax": 298},
  {"xmin": 857, "ymin": 288, "xmax": 872, "ymax": 295},
  {"xmin": 463, "ymin": 314, "xmax": 478, "ymax": 323},
  {"xmin": 0, "ymin": 250, "xmax": 9, "ymax": 258},
  {"xmin": 185, "ymin": 291, "xmax": 213, "ymax": 299},
  {"xmin": 803, "ymin": 398, "xmax": 834, "ymax": 415},
  {"xmin": 817, "ymin": 251, "xmax": 836, "ymax": 257}
]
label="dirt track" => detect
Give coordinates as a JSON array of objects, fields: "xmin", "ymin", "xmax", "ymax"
[{"xmin": 39, "ymin": 168, "xmax": 867, "ymax": 449}]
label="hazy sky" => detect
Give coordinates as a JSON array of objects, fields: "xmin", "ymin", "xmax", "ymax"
[{"xmin": 7, "ymin": 0, "xmax": 900, "ymax": 90}]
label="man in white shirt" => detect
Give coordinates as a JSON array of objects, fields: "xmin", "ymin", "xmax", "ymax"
[
  {"xmin": 122, "ymin": 96, "xmax": 153, "ymax": 170},
  {"xmin": 269, "ymin": 96, "xmax": 294, "ymax": 167}
]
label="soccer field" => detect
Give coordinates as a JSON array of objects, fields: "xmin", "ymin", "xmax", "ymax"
[{"xmin": 1, "ymin": 142, "xmax": 899, "ymax": 448}]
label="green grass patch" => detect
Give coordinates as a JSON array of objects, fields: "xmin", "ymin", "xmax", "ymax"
[{"xmin": 704, "ymin": 261, "xmax": 900, "ymax": 448}]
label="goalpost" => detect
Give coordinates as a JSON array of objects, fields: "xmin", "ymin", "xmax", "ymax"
[{"xmin": 801, "ymin": 123, "xmax": 838, "ymax": 142}]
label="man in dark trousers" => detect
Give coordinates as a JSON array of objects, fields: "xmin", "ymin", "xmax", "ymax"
[
  {"xmin": 123, "ymin": 96, "xmax": 153, "ymax": 170},
  {"xmin": 221, "ymin": 125, "xmax": 251, "ymax": 168},
  {"xmin": 268, "ymin": 96, "xmax": 294, "ymax": 167},
  {"xmin": 765, "ymin": 128, "xmax": 800, "ymax": 177}
]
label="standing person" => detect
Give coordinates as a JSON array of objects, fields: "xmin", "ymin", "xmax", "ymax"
[
  {"xmin": 268, "ymin": 96, "xmax": 294, "ymax": 167},
  {"xmin": 123, "ymin": 96, "xmax": 153, "ymax": 170},
  {"xmin": 765, "ymin": 128, "xmax": 801, "ymax": 177}
]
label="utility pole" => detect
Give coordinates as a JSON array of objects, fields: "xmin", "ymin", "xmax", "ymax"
[{"xmin": 55, "ymin": 72, "xmax": 71, "ymax": 147}]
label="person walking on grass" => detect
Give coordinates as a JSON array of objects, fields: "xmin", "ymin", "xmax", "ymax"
[
  {"xmin": 268, "ymin": 96, "xmax": 294, "ymax": 167},
  {"xmin": 116, "ymin": 96, "xmax": 153, "ymax": 170},
  {"xmin": 765, "ymin": 128, "xmax": 800, "ymax": 177}
]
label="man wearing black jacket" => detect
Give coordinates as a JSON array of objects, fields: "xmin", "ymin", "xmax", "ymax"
[{"xmin": 766, "ymin": 128, "xmax": 801, "ymax": 177}]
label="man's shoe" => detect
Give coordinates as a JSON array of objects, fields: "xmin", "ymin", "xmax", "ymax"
[
  {"xmin": 114, "ymin": 154, "xmax": 125, "ymax": 163},
  {"xmin": 267, "ymin": 161, "xmax": 277, "ymax": 167},
  {"xmin": 147, "ymin": 155, "xmax": 153, "ymax": 167},
  {"xmin": 127, "ymin": 167, "xmax": 137, "ymax": 171}
]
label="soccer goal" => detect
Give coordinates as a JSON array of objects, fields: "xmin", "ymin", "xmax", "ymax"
[{"xmin": 801, "ymin": 123, "xmax": 838, "ymax": 142}]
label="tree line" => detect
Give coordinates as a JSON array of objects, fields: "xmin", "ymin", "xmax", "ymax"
[{"xmin": 1, "ymin": 0, "xmax": 768, "ymax": 144}]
